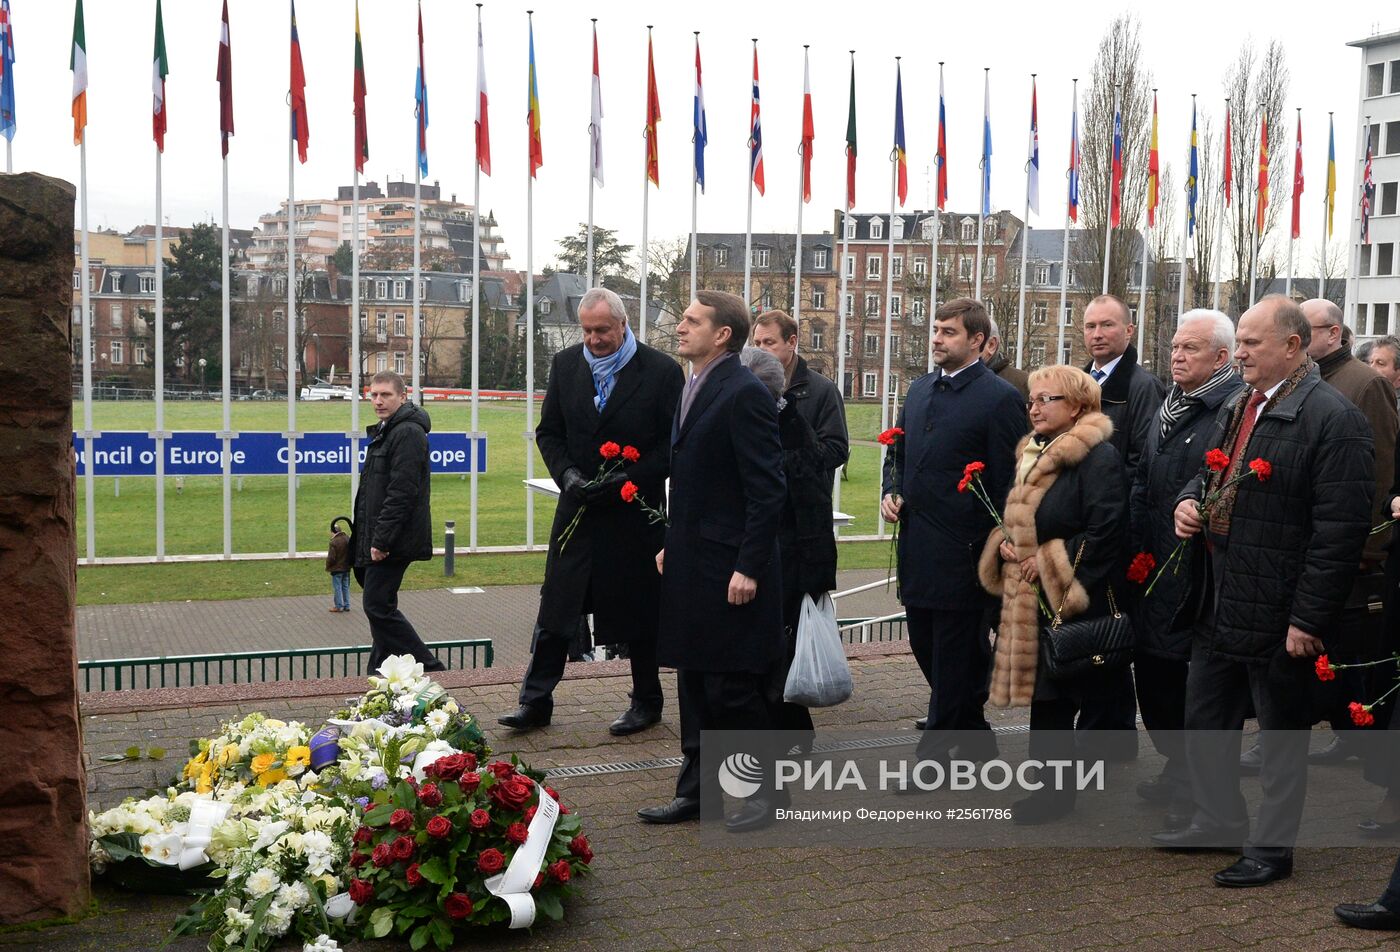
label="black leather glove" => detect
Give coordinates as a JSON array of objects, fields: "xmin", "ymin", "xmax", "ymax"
[
  {"xmin": 585, "ymin": 470, "xmax": 629, "ymax": 506},
  {"xmin": 559, "ymin": 466, "xmax": 590, "ymax": 504}
]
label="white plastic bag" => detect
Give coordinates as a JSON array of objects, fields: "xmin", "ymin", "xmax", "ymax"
[{"xmin": 783, "ymin": 593, "xmax": 853, "ymax": 707}]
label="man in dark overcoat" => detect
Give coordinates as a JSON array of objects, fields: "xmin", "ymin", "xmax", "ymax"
[
  {"xmin": 881, "ymin": 297, "xmax": 1026, "ymax": 764},
  {"xmin": 638, "ymin": 289, "xmax": 786, "ymax": 832},
  {"xmin": 498, "ymin": 287, "xmax": 684, "ymax": 735}
]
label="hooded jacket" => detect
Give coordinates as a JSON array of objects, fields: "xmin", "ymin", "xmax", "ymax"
[{"xmin": 352, "ymin": 401, "xmax": 434, "ymax": 567}]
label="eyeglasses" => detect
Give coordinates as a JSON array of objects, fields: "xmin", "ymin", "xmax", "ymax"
[{"xmin": 1026, "ymin": 395, "xmax": 1068, "ymax": 409}]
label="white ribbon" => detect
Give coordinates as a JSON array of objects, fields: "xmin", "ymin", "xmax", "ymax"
[
  {"xmin": 323, "ymin": 891, "xmax": 357, "ymax": 923},
  {"xmin": 484, "ymin": 788, "xmax": 559, "ymax": 929},
  {"xmin": 178, "ymin": 798, "xmax": 233, "ymax": 871}
]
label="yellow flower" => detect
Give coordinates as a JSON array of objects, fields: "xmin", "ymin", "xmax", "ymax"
[
  {"xmin": 196, "ymin": 765, "xmax": 214, "ymax": 794},
  {"xmin": 256, "ymin": 768, "xmax": 288, "ymax": 787},
  {"xmin": 250, "ymin": 753, "xmax": 277, "ymax": 776},
  {"xmin": 285, "ymin": 746, "xmax": 312, "ymax": 769},
  {"xmin": 219, "ymin": 744, "xmax": 240, "ymax": 767}
]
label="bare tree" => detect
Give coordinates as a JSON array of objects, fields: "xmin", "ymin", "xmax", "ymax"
[
  {"xmin": 1315, "ymin": 239, "xmax": 1348, "ymax": 305},
  {"xmin": 1188, "ymin": 116, "xmax": 1222, "ymax": 310}
]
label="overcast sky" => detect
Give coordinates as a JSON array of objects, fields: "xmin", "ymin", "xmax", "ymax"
[{"xmin": 7, "ymin": 0, "xmax": 1392, "ymax": 274}]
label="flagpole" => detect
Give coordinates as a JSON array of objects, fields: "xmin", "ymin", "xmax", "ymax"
[
  {"xmin": 835, "ymin": 50, "xmax": 853, "ymax": 521},
  {"xmin": 350, "ymin": 168, "xmax": 361, "ymax": 508},
  {"xmin": 1103, "ymin": 83, "xmax": 1119, "ymax": 295},
  {"xmin": 286, "ymin": 74, "xmax": 298, "ymax": 557},
  {"xmin": 1139, "ymin": 88, "xmax": 1155, "ymax": 354},
  {"xmin": 587, "ymin": 18, "xmax": 598, "ymax": 288},
  {"xmin": 1177, "ymin": 94, "xmax": 1194, "ymax": 328},
  {"xmin": 524, "ymin": 9, "xmax": 536, "ymax": 549},
  {"xmin": 1249, "ymin": 103, "xmax": 1262, "ymax": 308},
  {"xmin": 928, "ymin": 208, "xmax": 939, "ymax": 372},
  {"xmin": 690, "ymin": 31, "xmax": 700, "ymax": 305},
  {"xmin": 975, "ymin": 67, "xmax": 988, "ymax": 300},
  {"xmin": 154, "ymin": 145, "xmax": 166, "ymax": 559},
  {"xmin": 470, "ymin": 1, "xmax": 483, "ymax": 551},
  {"xmin": 744, "ymin": 38, "xmax": 756, "ymax": 311},
  {"xmin": 79, "ymin": 137, "xmax": 94, "ymax": 562},
  {"xmin": 1212, "ymin": 98, "xmax": 1229, "ymax": 312},
  {"xmin": 1286, "ymin": 106, "xmax": 1299, "ymax": 297},
  {"xmin": 639, "ymin": 25, "xmax": 653, "ymax": 344},
  {"xmin": 794, "ymin": 45, "xmax": 809, "ymax": 322},
  {"xmin": 1057, "ymin": 79, "xmax": 1076, "ymax": 365},
  {"xmin": 878, "ymin": 57, "xmax": 900, "ymax": 541},
  {"xmin": 1321, "ymin": 111, "xmax": 1332, "ymax": 303},
  {"xmin": 1015, "ymin": 74, "xmax": 1034, "ymax": 369}
]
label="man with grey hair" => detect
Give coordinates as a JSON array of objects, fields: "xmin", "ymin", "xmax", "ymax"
[
  {"xmin": 500, "ymin": 286, "xmax": 685, "ymax": 736},
  {"xmin": 981, "ymin": 317, "xmax": 1031, "ymax": 399},
  {"xmin": 1367, "ymin": 336, "xmax": 1400, "ymax": 413},
  {"xmin": 1129, "ymin": 309, "xmax": 1243, "ymax": 827}
]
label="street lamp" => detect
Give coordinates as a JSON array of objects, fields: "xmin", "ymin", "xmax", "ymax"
[{"xmin": 198, "ymin": 357, "xmax": 208, "ymax": 396}]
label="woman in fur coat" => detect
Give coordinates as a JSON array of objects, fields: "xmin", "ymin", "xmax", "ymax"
[{"xmin": 978, "ymin": 364, "xmax": 1129, "ymax": 824}]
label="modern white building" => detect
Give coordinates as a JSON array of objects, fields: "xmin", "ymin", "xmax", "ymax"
[{"xmin": 1348, "ymin": 30, "xmax": 1400, "ymax": 339}]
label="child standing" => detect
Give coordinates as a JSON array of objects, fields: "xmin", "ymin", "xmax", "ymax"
[{"xmin": 327, "ymin": 518, "xmax": 353, "ymax": 612}]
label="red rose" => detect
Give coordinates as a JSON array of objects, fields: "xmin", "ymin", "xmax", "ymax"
[
  {"xmin": 1205, "ymin": 448, "xmax": 1231, "ymax": 472},
  {"xmin": 426, "ymin": 754, "xmax": 469, "ymax": 782},
  {"xmin": 418, "ymin": 783, "xmax": 443, "ymax": 807},
  {"xmin": 877, "ymin": 427, "xmax": 905, "ymax": 446},
  {"xmin": 444, "ymin": 893, "xmax": 474, "ymax": 920},
  {"xmin": 477, "ymin": 848, "xmax": 506, "ymax": 874},
  {"xmin": 348, "ymin": 878, "xmax": 374, "ymax": 905},
  {"xmin": 1350, "ymin": 701, "xmax": 1376, "ymax": 727},
  {"xmin": 462, "ymin": 752, "xmax": 478, "ymax": 771},
  {"xmin": 523, "ymin": 805, "xmax": 537, "ymax": 823},
  {"xmin": 620, "ymin": 481, "xmax": 639, "ymax": 503},
  {"xmin": 459, "ymin": 771, "xmax": 482, "ymax": 794},
  {"xmin": 622, "ymin": 445, "xmax": 641, "ymax": 463},
  {"xmin": 599, "ymin": 441, "xmax": 622, "ymax": 460},
  {"xmin": 569, "ymin": 835, "xmax": 592, "ymax": 862},
  {"xmin": 1248, "ymin": 458, "xmax": 1272, "ymax": 482},
  {"xmin": 560, "ymin": 804, "xmax": 571, "ymax": 815},
  {"xmin": 371, "ymin": 843, "xmax": 393, "ymax": 868},
  {"xmin": 1315, "ymin": 655, "xmax": 1336, "ymax": 682},
  {"xmin": 389, "ymin": 808, "xmax": 414, "ymax": 832},
  {"xmin": 543, "ymin": 785, "xmax": 557, "ymax": 799},
  {"xmin": 491, "ymin": 775, "xmax": 534, "ymax": 811},
  {"xmin": 487, "ymin": 761, "xmax": 516, "ymax": 779},
  {"xmin": 426, "ymin": 815, "xmax": 452, "ymax": 839},
  {"xmin": 533, "ymin": 872, "xmax": 545, "ymax": 891},
  {"xmin": 504, "ymin": 822, "xmax": 529, "ymax": 845},
  {"xmin": 405, "ymin": 862, "xmax": 423, "ymax": 886},
  {"xmin": 352, "ymin": 826, "xmax": 374, "ymax": 845},
  {"xmin": 469, "ymin": 808, "xmax": 491, "ymax": 831},
  {"xmin": 349, "ymin": 850, "xmax": 370, "ymax": 868},
  {"xmin": 1126, "ymin": 551, "xmax": 1156, "ymax": 585},
  {"xmin": 548, "ymin": 859, "xmax": 572, "ymax": 883},
  {"xmin": 391, "ymin": 835, "xmax": 415, "ymax": 861}
]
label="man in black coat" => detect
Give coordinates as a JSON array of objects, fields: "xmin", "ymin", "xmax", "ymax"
[
  {"xmin": 499, "ymin": 288, "xmax": 684, "ymax": 736},
  {"xmin": 351, "ymin": 372, "xmax": 443, "ymax": 675},
  {"xmin": 638, "ymin": 289, "xmax": 786, "ymax": 832},
  {"xmin": 1080, "ymin": 293, "xmax": 1166, "ymax": 756},
  {"xmin": 1128, "ymin": 309, "xmax": 1244, "ymax": 823},
  {"xmin": 1154, "ymin": 295, "xmax": 1374, "ymax": 887},
  {"xmin": 881, "ymin": 297, "xmax": 1026, "ymax": 763}
]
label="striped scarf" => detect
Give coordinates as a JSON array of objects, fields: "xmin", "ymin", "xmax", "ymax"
[{"xmin": 1158, "ymin": 363, "xmax": 1237, "ymax": 439}]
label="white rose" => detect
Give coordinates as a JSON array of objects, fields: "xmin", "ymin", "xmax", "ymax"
[
  {"xmin": 263, "ymin": 901, "xmax": 293, "ymax": 937},
  {"xmin": 277, "ymin": 881, "xmax": 311, "ymax": 911},
  {"xmin": 244, "ymin": 867, "xmax": 281, "ymax": 899}
]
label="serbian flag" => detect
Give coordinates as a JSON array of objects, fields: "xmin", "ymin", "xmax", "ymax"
[
  {"xmin": 1256, "ymin": 112, "xmax": 1268, "ymax": 237},
  {"xmin": 1026, "ymin": 77, "xmax": 1039, "ymax": 216},
  {"xmin": 0, "ymin": 0, "xmax": 15, "ymax": 143},
  {"xmin": 1223, "ymin": 101, "xmax": 1232, "ymax": 208},
  {"xmin": 1109, "ymin": 100, "xmax": 1123, "ymax": 229},
  {"xmin": 1326, "ymin": 114, "xmax": 1336, "ymax": 238},
  {"xmin": 749, "ymin": 45, "xmax": 764, "ymax": 195},
  {"xmin": 352, "ymin": 0, "xmax": 368, "ymax": 174},
  {"xmin": 1146, "ymin": 92, "xmax": 1159, "ymax": 227},
  {"xmin": 475, "ymin": 10, "xmax": 490, "ymax": 176},
  {"xmin": 527, "ymin": 17, "xmax": 542, "ymax": 178},
  {"xmin": 845, "ymin": 55, "xmax": 856, "ymax": 210},
  {"xmin": 152, "ymin": 0, "xmax": 168, "ymax": 152},
  {"xmin": 287, "ymin": 0, "xmax": 306, "ymax": 163},
  {"xmin": 1067, "ymin": 90, "xmax": 1081, "ymax": 223},
  {"xmin": 644, "ymin": 31, "xmax": 659, "ymax": 187},
  {"xmin": 1187, "ymin": 100, "xmax": 1199, "ymax": 237},
  {"xmin": 935, "ymin": 64, "xmax": 947, "ymax": 211},
  {"xmin": 800, "ymin": 47, "xmax": 814, "ymax": 202},
  {"xmin": 415, "ymin": 2, "xmax": 428, "ymax": 176},
  {"xmin": 692, "ymin": 35, "xmax": 705, "ymax": 192},
  {"xmin": 590, "ymin": 22, "xmax": 602, "ymax": 186},
  {"xmin": 70, "ymin": 0, "xmax": 86, "ymax": 145},
  {"xmin": 217, "ymin": 0, "xmax": 233, "ymax": 157},
  {"xmin": 894, "ymin": 61, "xmax": 907, "ymax": 207},
  {"xmin": 1290, "ymin": 113, "xmax": 1304, "ymax": 240}
]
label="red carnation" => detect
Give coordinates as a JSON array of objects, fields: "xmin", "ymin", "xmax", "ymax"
[
  {"xmin": 1315, "ymin": 655, "xmax": 1336, "ymax": 682},
  {"xmin": 533, "ymin": 872, "xmax": 545, "ymax": 891},
  {"xmin": 620, "ymin": 481, "xmax": 639, "ymax": 504},
  {"xmin": 622, "ymin": 445, "xmax": 641, "ymax": 463},
  {"xmin": 877, "ymin": 427, "xmax": 905, "ymax": 446},
  {"xmin": 1205, "ymin": 448, "xmax": 1231, "ymax": 472},
  {"xmin": 405, "ymin": 862, "xmax": 423, "ymax": 887},
  {"xmin": 543, "ymin": 785, "xmax": 557, "ymax": 799},
  {"xmin": 962, "ymin": 461, "xmax": 987, "ymax": 480},
  {"xmin": 1126, "ymin": 551, "xmax": 1156, "ymax": 585},
  {"xmin": 417, "ymin": 783, "xmax": 443, "ymax": 808},
  {"xmin": 487, "ymin": 761, "xmax": 516, "ymax": 779},
  {"xmin": 348, "ymin": 850, "xmax": 369, "ymax": 868},
  {"xmin": 560, "ymin": 804, "xmax": 572, "ymax": 815},
  {"xmin": 477, "ymin": 848, "xmax": 506, "ymax": 874},
  {"xmin": 371, "ymin": 843, "xmax": 393, "ymax": 868},
  {"xmin": 389, "ymin": 808, "xmax": 414, "ymax": 832},
  {"xmin": 444, "ymin": 893, "xmax": 474, "ymax": 920},
  {"xmin": 523, "ymin": 805, "xmax": 537, "ymax": 823},
  {"xmin": 391, "ymin": 835, "xmax": 415, "ymax": 861},
  {"xmin": 352, "ymin": 826, "xmax": 374, "ymax": 845},
  {"xmin": 599, "ymin": 441, "xmax": 622, "ymax": 460},
  {"xmin": 548, "ymin": 859, "xmax": 572, "ymax": 883},
  {"xmin": 504, "ymin": 822, "xmax": 529, "ymax": 845},
  {"xmin": 469, "ymin": 808, "xmax": 491, "ymax": 831},
  {"xmin": 348, "ymin": 878, "xmax": 374, "ymax": 905},
  {"xmin": 458, "ymin": 771, "xmax": 481, "ymax": 794},
  {"xmin": 569, "ymin": 834, "xmax": 594, "ymax": 864},
  {"xmin": 426, "ymin": 753, "xmax": 470, "ymax": 782},
  {"xmin": 1350, "ymin": 701, "xmax": 1375, "ymax": 727},
  {"xmin": 491, "ymin": 775, "xmax": 534, "ymax": 811},
  {"xmin": 1248, "ymin": 458, "xmax": 1272, "ymax": 481},
  {"xmin": 426, "ymin": 815, "xmax": 452, "ymax": 839},
  {"xmin": 957, "ymin": 474, "xmax": 973, "ymax": 493}
]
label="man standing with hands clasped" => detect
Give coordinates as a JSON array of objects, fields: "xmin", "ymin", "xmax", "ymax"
[{"xmin": 1152, "ymin": 295, "xmax": 1373, "ymax": 888}]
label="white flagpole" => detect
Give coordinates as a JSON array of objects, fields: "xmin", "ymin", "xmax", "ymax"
[
  {"xmin": 470, "ymin": 2, "xmax": 483, "ymax": 551},
  {"xmin": 220, "ymin": 147, "xmax": 232, "ymax": 558},
  {"xmin": 350, "ymin": 169, "xmax": 361, "ymax": 509},
  {"xmin": 690, "ymin": 31, "xmax": 700, "ymax": 305},
  {"xmin": 1248, "ymin": 103, "xmax": 1264, "ymax": 308},
  {"xmin": 413, "ymin": 170, "xmax": 422, "ymax": 400},
  {"xmin": 878, "ymin": 57, "xmax": 899, "ymax": 541},
  {"xmin": 587, "ymin": 18, "xmax": 598, "ymax": 288},
  {"xmin": 639, "ymin": 25, "xmax": 653, "ymax": 345},
  {"xmin": 928, "ymin": 207, "xmax": 938, "ymax": 372},
  {"xmin": 1015, "ymin": 73, "xmax": 1035, "ymax": 369},
  {"xmin": 1178, "ymin": 95, "xmax": 1194, "ymax": 325},
  {"xmin": 525, "ymin": 10, "xmax": 537, "ymax": 549},
  {"xmin": 975, "ymin": 67, "xmax": 988, "ymax": 300},
  {"xmin": 1103, "ymin": 83, "xmax": 1119, "ymax": 295},
  {"xmin": 154, "ymin": 146, "xmax": 166, "ymax": 559},
  {"xmin": 79, "ymin": 138, "xmax": 94, "ymax": 562},
  {"xmin": 1285, "ymin": 106, "xmax": 1299, "ymax": 298},
  {"xmin": 286, "ymin": 80, "xmax": 298, "ymax": 557},
  {"xmin": 1212, "ymin": 99, "xmax": 1229, "ymax": 312},
  {"xmin": 835, "ymin": 48, "xmax": 854, "ymax": 521},
  {"xmin": 1320, "ymin": 111, "xmax": 1332, "ymax": 304},
  {"xmin": 794, "ymin": 45, "xmax": 810, "ymax": 321},
  {"xmin": 1140, "ymin": 89, "xmax": 1155, "ymax": 357},
  {"xmin": 744, "ymin": 38, "xmax": 756, "ymax": 311},
  {"xmin": 1056, "ymin": 79, "xmax": 1076, "ymax": 365}
]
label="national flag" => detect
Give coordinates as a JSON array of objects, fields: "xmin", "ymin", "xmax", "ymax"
[
  {"xmin": 692, "ymin": 35, "xmax": 706, "ymax": 191},
  {"xmin": 0, "ymin": 0, "xmax": 15, "ymax": 143},
  {"xmin": 1027, "ymin": 77, "xmax": 1039, "ymax": 216},
  {"xmin": 415, "ymin": 2, "xmax": 428, "ymax": 176},
  {"xmin": 70, "ymin": 0, "xmax": 86, "ymax": 145},
  {"xmin": 845, "ymin": 55, "xmax": 856, "ymax": 210},
  {"xmin": 1067, "ymin": 89, "xmax": 1080, "ymax": 223},
  {"xmin": 894, "ymin": 61, "xmax": 907, "ymax": 207},
  {"xmin": 475, "ymin": 11, "xmax": 490, "ymax": 176},
  {"xmin": 749, "ymin": 46, "xmax": 764, "ymax": 195},
  {"xmin": 152, "ymin": 0, "xmax": 168, "ymax": 151},
  {"xmin": 352, "ymin": 0, "xmax": 368, "ymax": 174},
  {"xmin": 1223, "ymin": 101, "xmax": 1232, "ymax": 208},
  {"xmin": 1256, "ymin": 112, "xmax": 1268, "ymax": 236},
  {"xmin": 217, "ymin": 0, "xmax": 233, "ymax": 157},
  {"xmin": 800, "ymin": 47, "xmax": 814, "ymax": 203},
  {"xmin": 1146, "ymin": 92, "xmax": 1159, "ymax": 227},
  {"xmin": 1290, "ymin": 113, "xmax": 1303, "ymax": 240},
  {"xmin": 1187, "ymin": 100, "xmax": 1199, "ymax": 236},
  {"xmin": 1109, "ymin": 100, "xmax": 1123, "ymax": 228},
  {"xmin": 935, "ymin": 64, "xmax": 947, "ymax": 211},
  {"xmin": 527, "ymin": 17, "xmax": 542, "ymax": 178},
  {"xmin": 1326, "ymin": 114, "xmax": 1336, "ymax": 238},
  {"xmin": 1361, "ymin": 124, "xmax": 1375, "ymax": 245},
  {"xmin": 290, "ymin": 0, "xmax": 309, "ymax": 164},
  {"xmin": 589, "ymin": 22, "xmax": 602, "ymax": 186},
  {"xmin": 980, "ymin": 70, "xmax": 991, "ymax": 217},
  {"xmin": 644, "ymin": 31, "xmax": 659, "ymax": 187}
]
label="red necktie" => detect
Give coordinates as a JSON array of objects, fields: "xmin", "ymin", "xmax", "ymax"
[{"xmin": 1227, "ymin": 390, "xmax": 1267, "ymax": 474}]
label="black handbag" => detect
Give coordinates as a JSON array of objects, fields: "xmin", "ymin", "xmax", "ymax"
[{"xmin": 1039, "ymin": 540, "xmax": 1134, "ymax": 681}]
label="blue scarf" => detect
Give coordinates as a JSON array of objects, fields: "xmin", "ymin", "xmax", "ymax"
[{"xmin": 583, "ymin": 324, "xmax": 637, "ymax": 410}]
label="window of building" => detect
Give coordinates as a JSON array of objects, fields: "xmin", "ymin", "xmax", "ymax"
[
  {"xmin": 394, "ymin": 352, "xmax": 406, "ymax": 374},
  {"xmin": 864, "ymin": 332, "xmax": 880, "ymax": 355},
  {"xmin": 912, "ymin": 299, "xmax": 926, "ymax": 322},
  {"xmin": 814, "ymin": 249, "xmax": 828, "ymax": 269},
  {"xmin": 843, "ymin": 333, "xmax": 853, "ymax": 357},
  {"xmin": 376, "ymin": 352, "xmax": 387, "ymax": 372},
  {"xmin": 892, "ymin": 218, "xmax": 905, "ymax": 240},
  {"xmin": 109, "ymin": 272, "xmax": 121, "ymax": 292},
  {"xmin": 867, "ymin": 255, "xmax": 882, "ymax": 279},
  {"xmin": 845, "ymin": 254, "xmax": 856, "ymax": 278},
  {"xmin": 418, "ymin": 314, "xmax": 425, "ymax": 335},
  {"xmin": 1371, "ymin": 123, "xmax": 1383, "ymax": 153},
  {"xmin": 540, "ymin": 297, "xmax": 553, "ymax": 315},
  {"xmin": 1033, "ymin": 301, "xmax": 1048, "ymax": 325},
  {"xmin": 394, "ymin": 313, "xmax": 406, "ymax": 336},
  {"xmin": 247, "ymin": 274, "xmax": 260, "ymax": 295},
  {"xmin": 870, "ymin": 219, "xmax": 884, "ymax": 240},
  {"xmin": 1383, "ymin": 182, "xmax": 1399, "ymax": 216},
  {"xmin": 1062, "ymin": 303, "xmax": 1074, "ymax": 326},
  {"xmin": 913, "ymin": 256, "xmax": 927, "ymax": 277},
  {"xmin": 812, "ymin": 329, "xmax": 824, "ymax": 350},
  {"xmin": 961, "ymin": 220, "xmax": 976, "ymax": 241},
  {"xmin": 1392, "ymin": 60, "xmax": 1400, "ymax": 94},
  {"xmin": 891, "ymin": 373, "xmax": 900, "ymax": 395},
  {"xmin": 921, "ymin": 218, "xmax": 937, "ymax": 240},
  {"xmin": 1387, "ymin": 121, "xmax": 1400, "ymax": 156},
  {"xmin": 376, "ymin": 279, "xmax": 388, "ymax": 298},
  {"xmin": 890, "ymin": 295, "xmax": 902, "ymax": 317},
  {"xmin": 72, "ymin": 306, "xmax": 81, "ymax": 325},
  {"xmin": 1370, "ymin": 63, "xmax": 1387, "ymax": 97},
  {"xmin": 458, "ymin": 281, "xmax": 471, "ymax": 302},
  {"xmin": 892, "ymin": 256, "xmax": 904, "ymax": 279},
  {"xmin": 891, "ymin": 335, "xmax": 901, "ymax": 357},
  {"xmin": 273, "ymin": 309, "xmax": 285, "ymax": 330},
  {"xmin": 752, "ymin": 248, "xmax": 771, "ymax": 269},
  {"xmin": 502, "ymin": 293, "xmax": 514, "ymax": 307},
  {"xmin": 987, "ymin": 221, "xmax": 999, "ymax": 241},
  {"xmin": 958, "ymin": 256, "xmax": 973, "ymax": 280},
  {"xmin": 842, "ymin": 371, "xmax": 854, "ymax": 398},
  {"xmin": 418, "ymin": 280, "xmax": 426, "ymax": 299},
  {"xmin": 1167, "ymin": 271, "xmax": 1182, "ymax": 292},
  {"xmin": 110, "ymin": 303, "xmax": 123, "ymax": 328},
  {"xmin": 1362, "ymin": 244, "xmax": 1373, "ymax": 276},
  {"xmin": 376, "ymin": 314, "xmax": 387, "ymax": 340},
  {"xmin": 1128, "ymin": 305, "xmax": 1139, "ymax": 323},
  {"xmin": 1380, "ymin": 243, "xmax": 1395, "ymax": 276},
  {"xmin": 110, "ymin": 341, "xmax": 124, "ymax": 364},
  {"xmin": 845, "ymin": 293, "xmax": 855, "ymax": 317},
  {"xmin": 1375, "ymin": 303, "xmax": 1392, "ymax": 336},
  {"xmin": 1035, "ymin": 264, "xmax": 1051, "ymax": 285},
  {"xmin": 762, "ymin": 291, "xmax": 773, "ymax": 310},
  {"xmin": 274, "ymin": 346, "xmax": 285, "ymax": 370},
  {"xmin": 984, "ymin": 257, "xmax": 997, "ymax": 280},
  {"xmin": 715, "ymin": 247, "xmax": 730, "ymax": 267},
  {"xmin": 862, "ymin": 372, "xmax": 878, "ymax": 397},
  {"xmin": 845, "ymin": 218, "xmax": 857, "ymax": 239},
  {"xmin": 139, "ymin": 275, "xmax": 156, "ymax": 294},
  {"xmin": 238, "ymin": 350, "xmax": 249, "ymax": 369},
  {"xmin": 394, "ymin": 279, "xmax": 406, "ymax": 299},
  {"xmin": 864, "ymin": 294, "xmax": 880, "ymax": 317},
  {"xmin": 134, "ymin": 342, "xmax": 148, "ymax": 365},
  {"xmin": 1030, "ymin": 342, "xmax": 1046, "ymax": 367},
  {"xmin": 73, "ymin": 271, "xmax": 81, "ymax": 290},
  {"xmin": 813, "ymin": 288, "xmax": 827, "ymax": 309}
]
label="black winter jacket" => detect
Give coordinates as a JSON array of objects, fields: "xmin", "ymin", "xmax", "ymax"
[
  {"xmin": 1087, "ymin": 345, "xmax": 1165, "ymax": 488},
  {"xmin": 352, "ymin": 402, "xmax": 434, "ymax": 567}
]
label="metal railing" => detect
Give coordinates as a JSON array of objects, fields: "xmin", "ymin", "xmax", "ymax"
[
  {"xmin": 838, "ymin": 614, "xmax": 908, "ymax": 644},
  {"xmin": 79, "ymin": 638, "xmax": 494, "ymax": 692}
]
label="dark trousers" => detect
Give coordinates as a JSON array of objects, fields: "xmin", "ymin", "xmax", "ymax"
[
  {"xmin": 1134, "ymin": 650, "xmax": 1190, "ymax": 796},
  {"xmin": 906, "ymin": 604, "xmax": 994, "ymax": 758},
  {"xmin": 1074, "ymin": 667, "xmax": 1139, "ymax": 758},
  {"xmin": 1027, "ymin": 697, "xmax": 1081, "ymax": 807},
  {"xmin": 1383, "ymin": 854, "xmax": 1400, "ymax": 911},
  {"xmin": 519, "ymin": 624, "xmax": 662, "ymax": 717},
  {"xmin": 766, "ymin": 590, "xmax": 816, "ymax": 734},
  {"xmin": 360, "ymin": 561, "xmax": 445, "ymax": 674},
  {"xmin": 1184, "ymin": 641, "xmax": 1311, "ymax": 864},
  {"xmin": 675, "ymin": 668, "xmax": 772, "ymax": 805}
]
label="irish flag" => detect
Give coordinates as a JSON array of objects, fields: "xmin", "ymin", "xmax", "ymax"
[
  {"xmin": 70, "ymin": 0, "xmax": 86, "ymax": 145},
  {"xmin": 153, "ymin": 0, "xmax": 168, "ymax": 152}
]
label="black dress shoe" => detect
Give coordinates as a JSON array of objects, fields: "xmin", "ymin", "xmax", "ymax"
[
  {"xmin": 1238, "ymin": 742, "xmax": 1262, "ymax": 775},
  {"xmin": 914, "ymin": 716, "xmax": 928, "ymax": 730},
  {"xmin": 637, "ymin": 797, "xmax": 700, "ymax": 824},
  {"xmin": 1308, "ymin": 735, "xmax": 1359, "ymax": 765},
  {"xmin": 951, "ymin": 735, "xmax": 1000, "ymax": 763},
  {"xmin": 496, "ymin": 705, "xmax": 551, "ymax": 731},
  {"xmin": 1357, "ymin": 817, "xmax": 1400, "ymax": 838},
  {"xmin": 1334, "ymin": 902, "xmax": 1400, "ymax": 930},
  {"xmin": 609, "ymin": 706, "xmax": 661, "ymax": 736},
  {"xmin": 1212, "ymin": 856, "xmax": 1292, "ymax": 887},
  {"xmin": 1012, "ymin": 794, "xmax": 1075, "ymax": 825},
  {"xmin": 724, "ymin": 798, "xmax": 775, "ymax": 833},
  {"xmin": 1151, "ymin": 824, "xmax": 1244, "ymax": 851},
  {"xmin": 1136, "ymin": 774, "xmax": 1176, "ymax": 804}
]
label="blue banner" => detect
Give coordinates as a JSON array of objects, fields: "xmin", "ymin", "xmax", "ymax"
[{"xmin": 73, "ymin": 432, "xmax": 486, "ymax": 477}]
